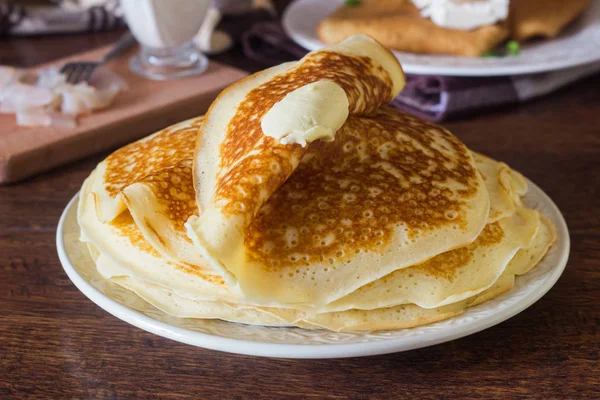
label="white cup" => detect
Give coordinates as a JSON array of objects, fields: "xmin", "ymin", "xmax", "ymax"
[{"xmin": 121, "ymin": 0, "xmax": 211, "ymax": 80}]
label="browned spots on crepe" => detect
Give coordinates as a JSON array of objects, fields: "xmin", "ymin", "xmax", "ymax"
[
  {"xmin": 110, "ymin": 212, "xmax": 161, "ymax": 257},
  {"xmin": 412, "ymin": 222, "xmax": 504, "ymax": 281},
  {"xmin": 136, "ymin": 160, "xmax": 197, "ymax": 236},
  {"xmin": 110, "ymin": 211, "xmax": 220, "ymax": 278},
  {"xmin": 104, "ymin": 117, "xmax": 203, "ymax": 197},
  {"xmin": 243, "ymin": 108, "xmax": 481, "ymax": 271},
  {"xmin": 474, "ymin": 221, "xmax": 504, "ymax": 247},
  {"xmin": 215, "ymin": 50, "xmax": 395, "ymax": 224},
  {"xmin": 411, "ymin": 248, "xmax": 472, "ymax": 282},
  {"xmin": 176, "ymin": 264, "xmax": 227, "ymax": 286}
]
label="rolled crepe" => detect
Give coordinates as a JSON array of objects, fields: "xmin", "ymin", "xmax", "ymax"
[
  {"xmin": 317, "ymin": 1, "xmax": 509, "ymax": 57},
  {"xmin": 510, "ymin": 0, "xmax": 592, "ymax": 40}
]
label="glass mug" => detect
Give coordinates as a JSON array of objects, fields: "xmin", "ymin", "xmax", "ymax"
[{"xmin": 121, "ymin": 0, "xmax": 210, "ymax": 80}]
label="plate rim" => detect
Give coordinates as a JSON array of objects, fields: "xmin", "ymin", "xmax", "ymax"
[
  {"xmin": 57, "ymin": 179, "xmax": 570, "ymax": 359},
  {"xmin": 282, "ymin": 0, "xmax": 600, "ymax": 77}
]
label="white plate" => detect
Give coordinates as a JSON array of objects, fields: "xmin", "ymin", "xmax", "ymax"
[
  {"xmin": 57, "ymin": 179, "xmax": 569, "ymax": 359},
  {"xmin": 282, "ymin": 0, "xmax": 600, "ymax": 76}
]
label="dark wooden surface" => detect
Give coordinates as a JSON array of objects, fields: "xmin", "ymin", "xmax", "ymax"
[{"xmin": 1, "ymin": 11, "xmax": 599, "ymax": 400}]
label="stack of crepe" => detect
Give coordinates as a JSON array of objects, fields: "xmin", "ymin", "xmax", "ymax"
[{"xmin": 78, "ymin": 35, "xmax": 556, "ymax": 331}]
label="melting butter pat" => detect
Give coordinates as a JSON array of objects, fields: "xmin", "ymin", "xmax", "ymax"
[{"xmin": 261, "ymin": 80, "xmax": 349, "ymax": 147}]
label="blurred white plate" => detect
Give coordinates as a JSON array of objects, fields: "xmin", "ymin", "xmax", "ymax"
[
  {"xmin": 282, "ymin": 0, "xmax": 600, "ymax": 76},
  {"xmin": 57, "ymin": 179, "xmax": 569, "ymax": 359}
]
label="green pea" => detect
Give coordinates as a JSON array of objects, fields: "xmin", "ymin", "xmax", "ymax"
[{"xmin": 506, "ymin": 41, "xmax": 520, "ymax": 56}]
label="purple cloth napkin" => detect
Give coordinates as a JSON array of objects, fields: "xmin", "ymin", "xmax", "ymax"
[
  {"xmin": 390, "ymin": 76, "xmax": 518, "ymax": 121},
  {"xmin": 242, "ymin": 20, "xmax": 307, "ymax": 65},
  {"xmin": 242, "ymin": 21, "xmax": 600, "ymax": 121}
]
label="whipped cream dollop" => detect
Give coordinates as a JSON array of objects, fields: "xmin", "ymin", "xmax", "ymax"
[
  {"xmin": 261, "ymin": 80, "xmax": 349, "ymax": 147},
  {"xmin": 413, "ymin": 0, "xmax": 509, "ymax": 30}
]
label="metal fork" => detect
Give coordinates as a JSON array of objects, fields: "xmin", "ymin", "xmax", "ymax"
[{"xmin": 60, "ymin": 32, "xmax": 137, "ymax": 84}]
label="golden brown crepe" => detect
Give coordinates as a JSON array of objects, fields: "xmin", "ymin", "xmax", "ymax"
[
  {"xmin": 317, "ymin": 0, "xmax": 510, "ymax": 57},
  {"xmin": 189, "ymin": 35, "xmax": 409, "ymax": 298},
  {"xmin": 510, "ymin": 0, "xmax": 592, "ymax": 40}
]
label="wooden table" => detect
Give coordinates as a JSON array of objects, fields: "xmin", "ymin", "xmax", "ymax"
[{"xmin": 1, "ymin": 17, "xmax": 599, "ymax": 400}]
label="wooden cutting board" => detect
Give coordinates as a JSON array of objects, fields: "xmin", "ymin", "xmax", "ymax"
[{"xmin": 0, "ymin": 45, "xmax": 248, "ymax": 184}]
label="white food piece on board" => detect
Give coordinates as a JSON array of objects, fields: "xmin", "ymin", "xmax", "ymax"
[{"xmin": 0, "ymin": 66, "xmax": 126, "ymax": 127}]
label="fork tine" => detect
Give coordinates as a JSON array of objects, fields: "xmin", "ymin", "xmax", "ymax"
[
  {"xmin": 60, "ymin": 62, "xmax": 99, "ymax": 84},
  {"xmin": 61, "ymin": 64, "xmax": 78, "ymax": 84},
  {"xmin": 80, "ymin": 65, "xmax": 96, "ymax": 83},
  {"xmin": 69, "ymin": 65, "xmax": 86, "ymax": 85},
  {"xmin": 60, "ymin": 64, "xmax": 75, "ymax": 80}
]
